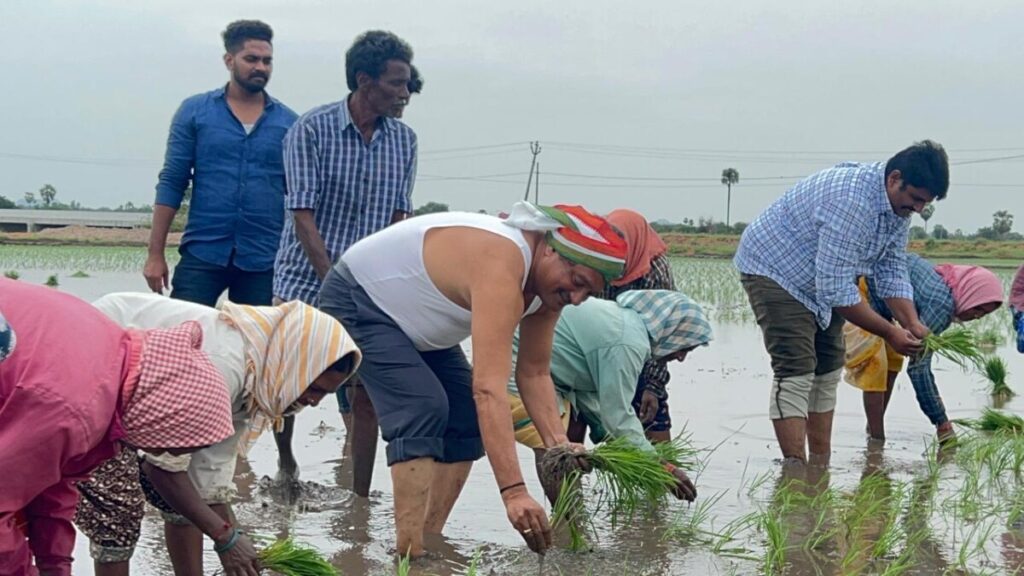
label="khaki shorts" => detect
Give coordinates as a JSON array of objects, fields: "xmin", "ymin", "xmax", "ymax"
[
  {"xmin": 741, "ymin": 274, "xmax": 846, "ymax": 378},
  {"xmin": 509, "ymin": 393, "xmax": 571, "ymax": 449}
]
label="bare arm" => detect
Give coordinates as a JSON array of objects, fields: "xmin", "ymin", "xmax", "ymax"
[
  {"xmin": 836, "ymin": 300, "xmax": 922, "ymax": 356},
  {"xmin": 292, "ymin": 209, "xmax": 332, "ymax": 281},
  {"xmin": 141, "ymin": 462, "xmax": 259, "ymax": 575},
  {"xmin": 885, "ymin": 297, "xmax": 929, "ymax": 339},
  {"xmin": 143, "ymin": 204, "xmax": 178, "ymax": 294},
  {"xmin": 515, "ymin": 309, "xmax": 570, "ymax": 447}
]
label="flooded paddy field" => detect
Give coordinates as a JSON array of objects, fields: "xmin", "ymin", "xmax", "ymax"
[{"xmin": 4, "ymin": 245, "xmax": 1024, "ymax": 575}]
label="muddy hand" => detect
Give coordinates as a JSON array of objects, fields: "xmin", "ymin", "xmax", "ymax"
[
  {"xmin": 217, "ymin": 532, "xmax": 261, "ymax": 576},
  {"xmin": 566, "ymin": 442, "xmax": 593, "ymax": 473},
  {"xmin": 503, "ymin": 486, "xmax": 553, "ymax": 554},
  {"xmin": 886, "ymin": 327, "xmax": 922, "ymax": 357}
]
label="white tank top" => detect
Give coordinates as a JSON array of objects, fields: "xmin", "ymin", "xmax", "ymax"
[{"xmin": 341, "ymin": 212, "xmax": 541, "ymax": 351}]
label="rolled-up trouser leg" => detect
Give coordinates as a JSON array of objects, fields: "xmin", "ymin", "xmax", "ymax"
[
  {"xmin": 769, "ymin": 373, "xmax": 815, "ymax": 420},
  {"xmin": 74, "ymin": 448, "xmax": 145, "ymax": 563},
  {"xmin": 808, "ymin": 368, "xmax": 842, "ymax": 414}
]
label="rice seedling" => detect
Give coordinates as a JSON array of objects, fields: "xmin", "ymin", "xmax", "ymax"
[
  {"xmin": 258, "ymin": 538, "xmax": 337, "ymax": 576},
  {"xmin": 3, "ymin": 270, "xmax": 18, "ymax": 279},
  {"xmin": 395, "ymin": 551, "xmax": 411, "ymax": 576},
  {"xmin": 549, "ymin": 469, "xmax": 590, "ymax": 552},
  {"xmin": 463, "ymin": 547, "xmax": 482, "ymax": 576},
  {"xmin": 955, "ymin": 408, "xmax": 1024, "ymax": 433},
  {"xmin": 923, "ymin": 326, "xmax": 984, "ymax": 369},
  {"xmin": 662, "ymin": 490, "xmax": 727, "ymax": 544},
  {"xmin": 976, "ymin": 328, "xmax": 1004, "ymax": 351},
  {"xmin": 44, "ymin": 274, "xmax": 58, "ymax": 287},
  {"xmin": 983, "ymin": 355, "xmax": 1014, "ymax": 397},
  {"xmin": 70, "ymin": 270, "xmax": 90, "ymax": 278}
]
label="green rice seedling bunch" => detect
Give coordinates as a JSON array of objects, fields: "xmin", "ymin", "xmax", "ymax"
[
  {"xmin": 549, "ymin": 469, "xmax": 590, "ymax": 552},
  {"xmin": 3, "ymin": 270, "xmax": 18, "ymax": 279},
  {"xmin": 983, "ymin": 356, "xmax": 1014, "ymax": 397},
  {"xmin": 925, "ymin": 327, "xmax": 983, "ymax": 365},
  {"xmin": 395, "ymin": 552, "xmax": 410, "ymax": 576},
  {"xmin": 922, "ymin": 327, "xmax": 983, "ymax": 369},
  {"xmin": 585, "ymin": 437, "xmax": 684, "ymax": 519},
  {"xmin": 955, "ymin": 408, "xmax": 1024, "ymax": 434},
  {"xmin": 977, "ymin": 329, "xmax": 1004, "ymax": 351},
  {"xmin": 258, "ymin": 538, "xmax": 338, "ymax": 576}
]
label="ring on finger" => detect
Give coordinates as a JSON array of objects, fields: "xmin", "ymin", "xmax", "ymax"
[{"xmin": 521, "ymin": 528, "xmax": 533, "ymax": 534}]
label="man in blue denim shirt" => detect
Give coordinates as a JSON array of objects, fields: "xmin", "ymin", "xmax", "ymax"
[{"xmin": 144, "ymin": 20, "xmax": 297, "ymax": 307}]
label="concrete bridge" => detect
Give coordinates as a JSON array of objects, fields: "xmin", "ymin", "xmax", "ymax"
[{"xmin": 0, "ymin": 209, "xmax": 151, "ymax": 232}]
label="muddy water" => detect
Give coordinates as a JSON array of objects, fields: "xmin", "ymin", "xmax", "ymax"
[{"xmin": 7, "ymin": 263, "xmax": 1024, "ymax": 574}]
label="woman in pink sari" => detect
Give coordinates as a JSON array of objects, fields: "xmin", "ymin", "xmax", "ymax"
[{"xmin": 0, "ymin": 278, "xmax": 234, "ymax": 576}]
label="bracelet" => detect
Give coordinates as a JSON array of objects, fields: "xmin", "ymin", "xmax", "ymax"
[
  {"xmin": 500, "ymin": 481, "xmax": 526, "ymax": 494},
  {"xmin": 214, "ymin": 528, "xmax": 241, "ymax": 554}
]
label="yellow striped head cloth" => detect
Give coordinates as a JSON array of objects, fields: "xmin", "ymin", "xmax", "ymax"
[{"xmin": 220, "ymin": 300, "xmax": 362, "ymax": 454}]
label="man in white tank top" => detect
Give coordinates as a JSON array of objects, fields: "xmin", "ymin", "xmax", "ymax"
[{"xmin": 320, "ymin": 202, "xmax": 628, "ymax": 557}]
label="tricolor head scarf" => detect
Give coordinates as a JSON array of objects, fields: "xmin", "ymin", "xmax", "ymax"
[
  {"xmin": 219, "ymin": 301, "xmax": 362, "ymax": 454},
  {"xmin": 503, "ymin": 201, "xmax": 628, "ymax": 281},
  {"xmin": 933, "ymin": 264, "xmax": 1004, "ymax": 321},
  {"xmin": 605, "ymin": 209, "xmax": 669, "ymax": 287},
  {"xmin": 122, "ymin": 321, "xmax": 235, "ymax": 450},
  {"xmin": 616, "ymin": 290, "xmax": 713, "ymax": 359},
  {"xmin": 0, "ymin": 311, "xmax": 14, "ymax": 363}
]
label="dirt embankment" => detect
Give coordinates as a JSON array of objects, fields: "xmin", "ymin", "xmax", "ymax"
[{"xmin": 0, "ymin": 226, "xmax": 181, "ymax": 247}]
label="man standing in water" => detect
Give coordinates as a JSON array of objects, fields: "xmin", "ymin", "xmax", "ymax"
[
  {"xmin": 734, "ymin": 141, "xmax": 949, "ymax": 464},
  {"xmin": 271, "ymin": 30, "xmax": 418, "ymax": 487},
  {"xmin": 143, "ymin": 20, "xmax": 297, "ymax": 307},
  {"xmin": 320, "ymin": 202, "xmax": 627, "ymax": 557}
]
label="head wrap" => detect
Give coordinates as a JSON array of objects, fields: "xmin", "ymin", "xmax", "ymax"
[
  {"xmin": 503, "ymin": 201, "xmax": 628, "ymax": 281},
  {"xmin": 220, "ymin": 301, "xmax": 362, "ymax": 454},
  {"xmin": 122, "ymin": 321, "xmax": 234, "ymax": 450},
  {"xmin": 616, "ymin": 290, "xmax": 713, "ymax": 358},
  {"xmin": 933, "ymin": 264, "xmax": 1004, "ymax": 320},
  {"xmin": 605, "ymin": 209, "xmax": 669, "ymax": 286},
  {"xmin": 0, "ymin": 311, "xmax": 14, "ymax": 362}
]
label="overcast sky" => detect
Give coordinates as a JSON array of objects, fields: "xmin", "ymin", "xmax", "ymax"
[{"xmin": 2, "ymin": 0, "xmax": 1023, "ymax": 233}]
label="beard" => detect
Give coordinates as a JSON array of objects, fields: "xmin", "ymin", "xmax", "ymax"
[{"xmin": 233, "ymin": 69, "xmax": 268, "ymax": 94}]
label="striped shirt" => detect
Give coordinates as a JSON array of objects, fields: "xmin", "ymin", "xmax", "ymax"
[
  {"xmin": 734, "ymin": 162, "xmax": 913, "ymax": 329},
  {"xmin": 273, "ymin": 98, "xmax": 417, "ymax": 304},
  {"xmin": 866, "ymin": 254, "xmax": 954, "ymax": 426}
]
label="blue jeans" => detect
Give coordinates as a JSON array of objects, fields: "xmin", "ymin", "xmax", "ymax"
[{"xmin": 170, "ymin": 246, "xmax": 273, "ymax": 307}]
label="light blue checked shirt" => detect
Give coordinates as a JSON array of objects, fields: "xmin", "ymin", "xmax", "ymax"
[
  {"xmin": 734, "ymin": 162, "xmax": 913, "ymax": 328},
  {"xmin": 273, "ymin": 98, "xmax": 417, "ymax": 304},
  {"xmin": 866, "ymin": 254, "xmax": 954, "ymax": 426}
]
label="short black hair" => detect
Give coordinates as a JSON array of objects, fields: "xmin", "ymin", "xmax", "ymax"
[
  {"xmin": 885, "ymin": 140, "xmax": 950, "ymax": 200},
  {"xmin": 222, "ymin": 20, "xmax": 273, "ymax": 54},
  {"xmin": 345, "ymin": 30, "xmax": 414, "ymax": 91},
  {"xmin": 408, "ymin": 64, "xmax": 424, "ymax": 94}
]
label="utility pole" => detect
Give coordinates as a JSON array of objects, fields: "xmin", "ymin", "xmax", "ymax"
[
  {"xmin": 534, "ymin": 162, "xmax": 540, "ymax": 204},
  {"xmin": 523, "ymin": 141, "xmax": 542, "ymax": 201}
]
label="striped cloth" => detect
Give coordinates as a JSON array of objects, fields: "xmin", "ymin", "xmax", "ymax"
[
  {"xmin": 504, "ymin": 201, "xmax": 628, "ymax": 281},
  {"xmin": 122, "ymin": 321, "xmax": 234, "ymax": 450},
  {"xmin": 273, "ymin": 99, "xmax": 417, "ymax": 304},
  {"xmin": 219, "ymin": 301, "xmax": 362, "ymax": 453},
  {"xmin": 616, "ymin": 290, "xmax": 713, "ymax": 358}
]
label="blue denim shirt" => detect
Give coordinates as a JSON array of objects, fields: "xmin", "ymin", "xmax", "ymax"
[{"xmin": 155, "ymin": 86, "xmax": 298, "ymax": 271}]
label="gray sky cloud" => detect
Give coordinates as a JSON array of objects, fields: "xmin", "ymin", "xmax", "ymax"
[{"xmin": 2, "ymin": 0, "xmax": 1023, "ymax": 233}]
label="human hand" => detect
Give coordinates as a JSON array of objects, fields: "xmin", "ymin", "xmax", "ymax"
[
  {"xmin": 638, "ymin": 390, "xmax": 659, "ymax": 424},
  {"xmin": 907, "ymin": 321, "xmax": 931, "ymax": 341},
  {"xmin": 502, "ymin": 486, "xmax": 553, "ymax": 554},
  {"xmin": 216, "ymin": 531, "xmax": 261, "ymax": 576},
  {"xmin": 885, "ymin": 327, "xmax": 923, "ymax": 356},
  {"xmin": 143, "ymin": 253, "xmax": 169, "ymax": 294},
  {"xmin": 665, "ymin": 463, "xmax": 697, "ymax": 502}
]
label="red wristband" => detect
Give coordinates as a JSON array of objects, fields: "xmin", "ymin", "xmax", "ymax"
[{"xmin": 663, "ymin": 462, "xmax": 677, "ymax": 474}]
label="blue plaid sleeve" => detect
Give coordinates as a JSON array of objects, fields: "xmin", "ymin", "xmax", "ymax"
[
  {"xmin": 871, "ymin": 226, "xmax": 914, "ymax": 300},
  {"xmin": 154, "ymin": 99, "xmax": 196, "ymax": 208},
  {"xmin": 814, "ymin": 198, "xmax": 872, "ymax": 309},
  {"xmin": 283, "ymin": 121, "xmax": 320, "ymax": 211},
  {"xmin": 397, "ymin": 136, "xmax": 416, "ymax": 214}
]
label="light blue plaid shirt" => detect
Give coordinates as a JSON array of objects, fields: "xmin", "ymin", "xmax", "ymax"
[
  {"xmin": 273, "ymin": 98, "xmax": 417, "ymax": 304},
  {"xmin": 734, "ymin": 162, "xmax": 913, "ymax": 328}
]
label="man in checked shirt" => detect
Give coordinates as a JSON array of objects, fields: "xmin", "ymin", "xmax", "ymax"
[
  {"xmin": 734, "ymin": 140, "xmax": 949, "ymax": 465},
  {"xmin": 271, "ymin": 30, "xmax": 417, "ymax": 488}
]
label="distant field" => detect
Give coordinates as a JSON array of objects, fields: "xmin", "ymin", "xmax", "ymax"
[{"xmin": 664, "ymin": 234, "xmax": 1024, "ymax": 268}]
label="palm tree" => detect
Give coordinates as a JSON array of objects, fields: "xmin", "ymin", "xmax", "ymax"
[
  {"xmin": 721, "ymin": 168, "xmax": 739, "ymax": 226},
  {"xmin": 920, "ymin": 204, "xmax": 934, "ymax": 233}
]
